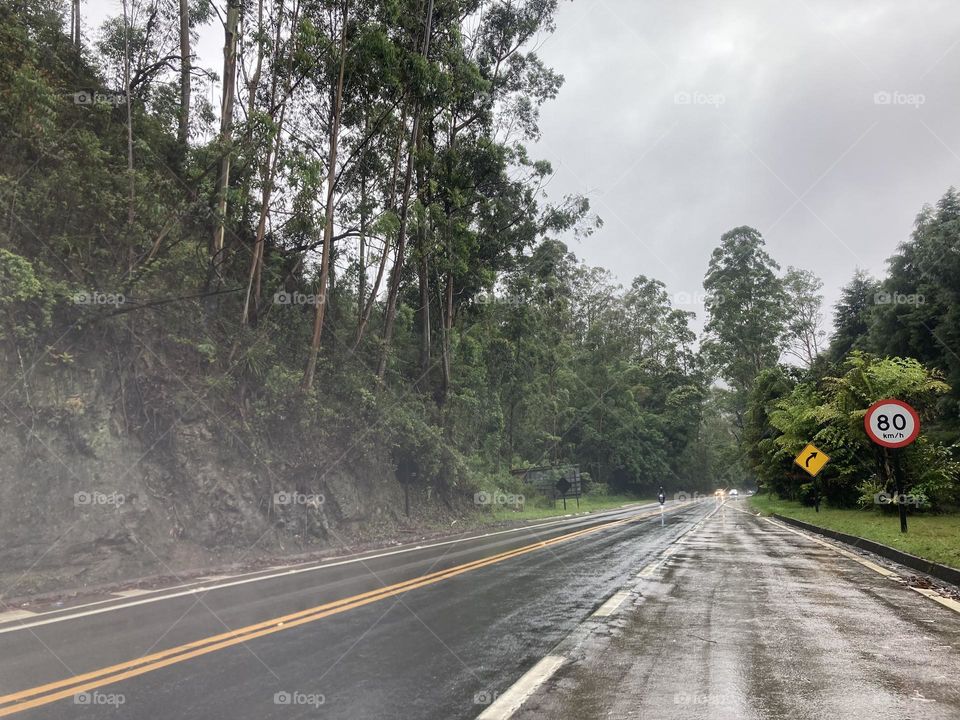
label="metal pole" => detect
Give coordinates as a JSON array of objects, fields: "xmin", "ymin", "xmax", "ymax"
[{"xmin": 891, "ymin": 449, "xmax": 908, "ymax": 533}]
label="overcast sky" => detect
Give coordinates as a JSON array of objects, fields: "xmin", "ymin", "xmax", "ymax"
[
  {"xmin": 84, "ymin": 0, "xmax": 960, "ymax": 334},
  {"xmin": 531, "ymin": 0, "xmax": 960, "ymax": 332}
]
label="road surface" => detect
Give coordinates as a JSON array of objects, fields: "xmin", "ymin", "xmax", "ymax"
[
  {"xmin": 0, "ymin": 500, "xmax": 705, "ymax": 718},
  {"xmin": 514, "ymin": 504, "xmax": 960, "ymax": 720},
  {"xmin": 2, "ymin": 500, "xmax": 959, "ymax": 719}
]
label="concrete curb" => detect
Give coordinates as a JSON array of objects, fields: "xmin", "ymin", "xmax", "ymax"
[{"xmin": 772, "ymin": 514, "xmax": 960, "ymax": 587}]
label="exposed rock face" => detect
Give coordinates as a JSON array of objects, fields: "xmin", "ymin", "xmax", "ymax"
[{"xmin": 0, "ymin": 371, "xmax": 417, "ymax": 599}]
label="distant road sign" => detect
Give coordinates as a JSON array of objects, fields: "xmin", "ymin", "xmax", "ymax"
[
  {"xmin": 794, "ymin": 443, "xmax": 830, "ymax": 477},
  {"xmin": 864, "ymin": 399, "xmax": 920, "ymax": 448}
]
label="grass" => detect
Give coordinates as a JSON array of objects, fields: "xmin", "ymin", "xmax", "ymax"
[
  {"xmin": 489, "ymin": 494, "xmax": 656, "ymax": 522},
  {"xmin": 749, "ymin": 494, "xmax": 960, "ymax": 570}
]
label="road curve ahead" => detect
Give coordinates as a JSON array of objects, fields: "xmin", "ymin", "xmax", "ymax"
[{"xmin": 0, "ymin": 500, "xmax": 714, "ymax": 719}]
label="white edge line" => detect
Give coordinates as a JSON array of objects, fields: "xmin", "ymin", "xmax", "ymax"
[
  {"xmin": 591, "ymin": 590, "xmax": 631, "ymax": 618},
  {"xmin": 0, "ymin": 502, "xmax": 681, "ymax": 635},
  {"xmin": 909, "ymin": 586, "xmax": 960, "ymax": 614},
  {"xmin": 763, "ymin": 517, "xmax": 960, "ymax": 615},
  {"xmin": 476, "ymin": 655, "xmax": 566, "ymax": 720}
]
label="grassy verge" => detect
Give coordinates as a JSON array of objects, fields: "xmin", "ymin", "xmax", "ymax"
[
  {"xmin": 749, "ymin": 494, "xmax": 960, "ymax": 570},
  {"xmin": 489, "ymin": 494, "xmax": 656, "ymax": 522}
]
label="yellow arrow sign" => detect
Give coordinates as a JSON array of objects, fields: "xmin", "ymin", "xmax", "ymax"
[{"xmin": 794, "ymin": 443, "xmax": 829, "ymax": 477}]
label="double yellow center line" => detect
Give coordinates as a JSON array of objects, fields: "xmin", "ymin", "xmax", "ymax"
[{"xmin": 0, "ymin": 506, "xmax": 665, "ymax": 716}]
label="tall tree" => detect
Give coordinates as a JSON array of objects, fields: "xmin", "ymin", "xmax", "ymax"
[
  {"xmin": 782, "ymin": 266, "xmax": 825, "ymax": 367},
  {"xmin": 702, "ymin": 226, "xmax": 787, "ymax": 415},
  {"xmin": 828, "ymin": 269, "xmax": 878, "ymax": 361},
  {"xmin": 178, "ymin": 0, "xmax": 190, "ymax": 146}
]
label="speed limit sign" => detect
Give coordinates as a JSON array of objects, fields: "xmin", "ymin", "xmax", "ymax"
[{"xmin": 864, "ymin": 399, "xmax": 920, "ymax": 448}]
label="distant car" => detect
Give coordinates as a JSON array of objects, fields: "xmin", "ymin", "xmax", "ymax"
[{"xmin": 729, "ymin": 489, "xmax": 739, "ymax": 498}]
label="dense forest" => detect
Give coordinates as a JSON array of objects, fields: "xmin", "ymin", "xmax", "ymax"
[{"xmin": 0, "ymin": 0, "xmax": 958, "ymax": 590}]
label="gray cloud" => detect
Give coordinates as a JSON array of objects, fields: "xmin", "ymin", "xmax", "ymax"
[{"xmin": 534, "ymin": 0, "xmax": 960, "ymax": 333}]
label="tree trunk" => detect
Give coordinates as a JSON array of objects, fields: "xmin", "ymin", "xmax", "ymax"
[
  {"xmin": 376, "ymin": 0, "xmax": 435, "ymax": 379},
  {"xmin": 302, "ymin": 0, "xmax": 350, "ymax": 391},
  {"xmin": 122, "ymin": 0, "xmax": 135, "ymax": 276},
  {"xmin": 242, "ymin": 0, "xmax": 299, "ymax": 327},
  {"xmin": 71, "ymin": 0, "xmax": 81, "ymax": 47},
  {"xmin": 416, "ymin": 159, "xmax": 430, "ymax": 380},
  {"xmin": 353, "ymin": 110, "xmax": 406, "ymax": 349},
  {"xmin": 177, "ymin": 0, "xmax": 190, "ymax": 146},
  {"xmin": 438, "ymin": 269, "xmax": 453, "ymax": 405},
  {"xmin": 210, "ymin": 0, "xmax": 241, "ymax": 273}
]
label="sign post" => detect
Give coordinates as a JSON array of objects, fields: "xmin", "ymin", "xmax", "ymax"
[{"xmin": 864, "ymin": 399, "xmax": 920, "ymax": 534}]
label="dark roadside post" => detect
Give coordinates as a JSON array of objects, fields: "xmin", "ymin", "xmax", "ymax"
[
  {"xmin": 658, "ymin": 487, "xmax": 666, "ymax": 526},
  {"xmin": 864, "ymin": 398, "xmax": 920, "ymax": 534}
]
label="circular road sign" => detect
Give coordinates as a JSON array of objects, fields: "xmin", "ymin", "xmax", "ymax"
[{"xmin": 864, "ymin": 399, "xmax": 920, "ymax": 449}]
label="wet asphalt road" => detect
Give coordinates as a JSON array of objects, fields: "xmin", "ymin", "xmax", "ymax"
[
  {"xmin": 0, "ymin": 500, "xmax": 713, "ymax": 719},
  {"xmin": 515, "ymin": 503, "xmax": 960, "ymax": 720}
]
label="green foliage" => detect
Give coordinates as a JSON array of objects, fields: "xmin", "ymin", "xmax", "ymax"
[{"xmin": 755, "ymin": 353, "xmax": 958, "ymax": 507}]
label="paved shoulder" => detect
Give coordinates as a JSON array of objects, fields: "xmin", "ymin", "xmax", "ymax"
[{"xmin": 513, "ymin": 505, "xmax": 960, "ymax": 720}]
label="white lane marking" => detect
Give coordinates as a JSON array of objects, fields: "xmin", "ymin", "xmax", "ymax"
[
  {"xmin": 112, "ymin": 589, "xmax": 154, "ymax": 598},
  {"xmin": 0, "ymin": 502, "xmax": 681, "ymax": 635},
  {"xmin": 763, "ymin": 518, "xmax": 899, "ymax": 577},
  {"xmin": 476, "ymin": 655, "xmax": 566, "ymax": 720},
  {"xmin": 0, "ymin": 610, "xmax": 36, "ymax": 622},
  {"xmin": 592, "ymin": 590, "xmax": 632, "ymax": 618}
]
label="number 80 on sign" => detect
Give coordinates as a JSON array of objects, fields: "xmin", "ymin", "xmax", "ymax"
[{"xmin": 863, "ymin": 398, "xmax": 920, "ymax": 449}]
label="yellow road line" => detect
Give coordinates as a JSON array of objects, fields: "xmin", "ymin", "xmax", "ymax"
[{"xmin": 0, "ymin": 508, "xmax": 664, "ymax": 716}]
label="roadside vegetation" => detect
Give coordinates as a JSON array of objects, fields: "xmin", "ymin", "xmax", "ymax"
[
  {"xmin": 1, "ymin": 0, "xmax": 958, "ymax": 591},
  {"xmin": 749, "ymin": 494, "xmax": 960, "ymax": 570}
]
